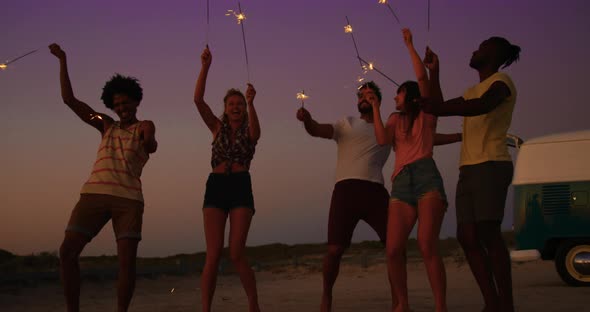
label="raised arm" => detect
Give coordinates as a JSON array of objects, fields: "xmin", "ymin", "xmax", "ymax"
[
  {"xmin": 434, "ymin": 133, "xmax": 462, "ymax": 146},
  {"xmin": 245, "ymin": 83, "xmax": 260, "ymax": 144},
  {"xmin": 193, "ymin": 46, "xmax": 222, "ymax": 134},
  {"xmin": 420, "ymin": 81, "xmax": 511, "ymax": 117},
  {"xmin": 403, "ymin": 29, "xmax": 430, "ymax": 97},
  {"xmin": 296, "ymin": 107, "xmax": 334, "ymax": 139},
  {"xmin": 49, "ymin": 43, "xmax": 112, "ymax": 133},
  {"xmin": 371, "ymin": 98, "xmax": 394, "ymax": 146},
  {"xmin": 424, "ymin": 47, "xmax": 443, "ymax": 103}
]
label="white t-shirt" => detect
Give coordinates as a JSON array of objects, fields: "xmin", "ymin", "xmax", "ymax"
[{"xmin": 332, "ymin": 116, "xmax": 391, "ymax": 184}]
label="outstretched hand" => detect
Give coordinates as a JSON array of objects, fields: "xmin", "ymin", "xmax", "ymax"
[{"xmin": 49, "ymin": 43, "xmax": 66, "ymax": 60}]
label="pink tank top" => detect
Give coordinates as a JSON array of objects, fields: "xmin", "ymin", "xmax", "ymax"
[{"xmin": 387, "ymin": 111, "xmax": 437, "ymax": 180}]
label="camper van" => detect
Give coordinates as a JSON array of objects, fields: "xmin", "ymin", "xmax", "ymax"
[{"xmin": 510, "ymin": 130, "xmax": 590, "ymax": 286}]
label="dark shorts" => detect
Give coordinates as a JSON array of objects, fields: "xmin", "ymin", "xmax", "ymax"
[
  {"xmin": 203, "ymin": 171, "xmax": 255, "ymax": 214},
  {"xmin": 390, "ymin": 157, "xmax": 448, "ymax": 208},
  {"xmin": 456, "ymin": 161, "xmax": 513, "ymax": 223},
  {"xmin": 328, "ymin": 179, "xmax": 389, "ymax": 247},
  {"xmin": 66, "ymin": 193, "xmax": 144, "ymax": 241}
]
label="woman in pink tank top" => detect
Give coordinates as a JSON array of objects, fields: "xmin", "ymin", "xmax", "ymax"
[{"xmin": 371, "ymin": 29, "xmax": 461, "ymax": 312}]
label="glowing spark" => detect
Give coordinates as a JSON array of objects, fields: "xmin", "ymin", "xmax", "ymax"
[
  {"xmin": 0, "ymin": 64, "xmax": 7, "ymax": 70},
  {"xmin": 357, "ymin": 76, "xmax": 365, "ymax": 83},
  {"xmin": 170, "ymin": 288, "xmax": 175, "ymax": 293},
  {"xmin": 296, "ymin": 92, "xmax": 309, "ymax": 101},
  {"xmin": 362, "ymin": 62, "xmax": 375, "ymax": 73},
  {"xmin": 297, "ymin": 90, "xmax": 308, "ymax": 108},
  {"xmin": 344, "ymin": 24, "xmax": 353, "ymax": 33},
  {"xmin": 378, "ymin": 0, "xmax": 387, "ymax": 3},
  {"xmin": 90, "ymin": 114, "xmax": 103, "ymax": 121},
  {"xmin": 226, "ymin": 10, "xmax": 246, "ymax": 24}
]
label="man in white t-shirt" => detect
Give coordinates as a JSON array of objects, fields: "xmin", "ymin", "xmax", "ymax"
[{"xmin": 296, "ymin": 81, "xmax": 394, "ymax": 312}]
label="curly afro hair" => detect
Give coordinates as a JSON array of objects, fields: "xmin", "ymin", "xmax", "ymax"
[{"xmin": 100, "ymin": 74, "xmax": 143, "ymax": 109}]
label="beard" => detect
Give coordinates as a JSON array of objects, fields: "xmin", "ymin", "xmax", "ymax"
[{"xmin": 357, "ymin": 101, "xmax": 372, "ymax": 114}]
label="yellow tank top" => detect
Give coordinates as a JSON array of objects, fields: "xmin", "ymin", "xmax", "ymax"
[{"xmin": 460, "ymin": 72, "xmax": 517, "ymax": 166}]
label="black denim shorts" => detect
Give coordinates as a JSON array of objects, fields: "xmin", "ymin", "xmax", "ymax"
[{"xmin": 203, "ymin": 171, "xmax": 255, "ymax": 214}]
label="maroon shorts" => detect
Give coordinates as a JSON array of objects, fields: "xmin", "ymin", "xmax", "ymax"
[{"xmin": 328, "ymin": 179, "xmax": 389, "ymax": 247}]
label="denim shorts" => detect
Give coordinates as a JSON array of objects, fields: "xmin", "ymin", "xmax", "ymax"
[
  {"xmin": 390, "ymin": 157, "xmax": 447, "ymax": 208},
  {"xmin": 203, "ymin": 171, "xmax": 255, "ymax": 214}
]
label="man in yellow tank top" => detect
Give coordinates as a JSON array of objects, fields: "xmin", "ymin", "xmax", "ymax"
[
  {"xmin": 49, "ymin": 43, "xmax": 158, "ymax": 312},
  {"xmin": 420, "ymin": 37, "xmax": 521, "ymax": 312}
]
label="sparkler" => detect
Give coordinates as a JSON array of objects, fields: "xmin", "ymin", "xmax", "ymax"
[
  {"xmin": 357, "ymin": 56, "xmax": 399, "ymax": 86},
  {"xmin": 0, "ymin": 49, "xmax": 39, "ymax": 70},
  {"xmin": 378, "ymin": 0, "xmax": 401, "ymax": 25},
  {"xmin": 296, "ymin": 90, "xmax": 309, "ymax": 108},
  {"xmin": 226, "ymin": 2, "xmax": 250, "ymax": 82},
  {"xmin": 344, "ymin": 17, "xmax": 364, "ymax": 70},
  {"xmin": 428, "ymin": 0, "xmax": 431, "ymax": 32},
  {"xmin": 206, "ymin": 0, "xmax": 210, "ymax": 46}
]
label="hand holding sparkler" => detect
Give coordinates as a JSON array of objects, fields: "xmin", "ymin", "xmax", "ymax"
[
  {"xmin": 246, "ymin": 83, "xmax": 256, "ymax": 105},
  {"xmin": 423, "ymin": 46, "xmax": 439, "ymax": 72},
  {"xmin": 296, "ymin": 107, "xmax": 312, "ymax": 122},
  {"xmin": 402, "ymin": 28, "xmax": 414, "ymax": 48},
  {"xmin": 201, "ymin": 46, "xmax": 212, "ymax": 68},
  {"xmin": 49, "ymin": 43, "xmax": 66, "ymax": 60}
]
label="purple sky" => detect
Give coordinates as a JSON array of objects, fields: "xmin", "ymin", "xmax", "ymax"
[{"xmin": 1, "ymin": 0, "xmax": 589, "ymax": 257}]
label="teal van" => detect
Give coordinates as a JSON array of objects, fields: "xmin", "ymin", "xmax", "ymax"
[{"xmin": 510, "ymin": 130, "xmax": 590, "ymax": 286}]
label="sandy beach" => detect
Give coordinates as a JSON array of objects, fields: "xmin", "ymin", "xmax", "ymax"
[{"xmin": 2, "ymin": 257, "xmax": 589, "ymax": 312}]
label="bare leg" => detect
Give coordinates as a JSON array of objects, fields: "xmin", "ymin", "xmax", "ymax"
[
  {"xmin": 416, "ymin": 193, "xmax": 447, "ymax": 312},
  {"xmin": 228, "ymin": 207, "xmax": 260, "ymax": 312},
  {"xmin": 59, "ymin": 232, "xmax": 89, "ymax": 312},
  {"xmin": 386, "ymin": 201, "xmax": 417, "ymax": 312},
  {"xmin": 200, "ymin": 208, "xmax": 228, "ymax": 312},
  {"xmin": 116, "ymin": 239, "xmax": 139, "ymax": 312}
]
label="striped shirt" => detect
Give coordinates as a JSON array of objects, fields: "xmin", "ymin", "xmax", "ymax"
[{"xmin": 80, "ymin": 121, "xmax": 149, "ymax": 202}]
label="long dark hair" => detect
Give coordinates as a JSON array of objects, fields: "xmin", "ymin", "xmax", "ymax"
[{"xmin": 397, "ymin": 81, "xmax": 421, "ymax": 137}]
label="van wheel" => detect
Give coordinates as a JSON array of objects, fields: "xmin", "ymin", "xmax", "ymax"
[{"xmin": 555, "ymin": 240, "xmax": 590, "ymax": 286}]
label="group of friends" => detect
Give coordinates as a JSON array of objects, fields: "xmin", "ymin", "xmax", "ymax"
[{"xmin": 48, "ymin": 26, "xmax": 520, "ymax": 312}]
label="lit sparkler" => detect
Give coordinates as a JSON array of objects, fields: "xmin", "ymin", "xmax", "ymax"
[
  {"xmin": 344, "ymin": 17, "xmax": 364, "ymax": 70},
  {"xmin": 226, "ymin": 2, "xmax": 251, "ymax": 82},
  {"xmin": 378, "ymin": 0, "xmax": 401, "ymax": 25},
  {"xmin": 0, "ymin": 49, "xmax": 39, "ymax": 70},
  {"xmin": 296, "ymin": 90, "xmax": 309, "ymax": 108},
  {"xmin": 357, "ymin": 56, "xmax": 399, "ymax": 86}
]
